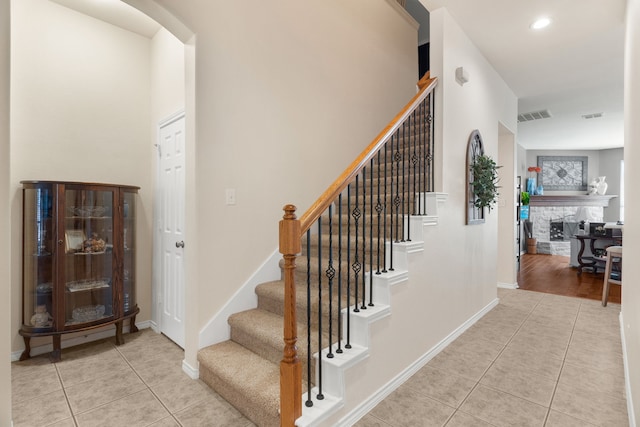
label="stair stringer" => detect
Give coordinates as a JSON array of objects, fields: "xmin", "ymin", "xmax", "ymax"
[{"xmin": 295, "ymin": 216, "xmax": 432, "ymax": 427}]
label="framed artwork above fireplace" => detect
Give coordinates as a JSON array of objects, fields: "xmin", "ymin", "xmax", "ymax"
[{"xmin": 537, "ymin": 156, "xmax": 588, "ymax": 191}]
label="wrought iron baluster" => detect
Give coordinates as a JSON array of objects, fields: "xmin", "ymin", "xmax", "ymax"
[
  {"xmin": 346, "ymin": 185, "xmax": 352, "ymax": 349},
  {"xmin": 419, "ymin": 99, "xmax": 426, "ymax": 215},
  {"xmin": 361, "ymin": 167, "xmax": 367, "ymax": 310},
  {"xmin": 415, "ymin": 101, "xmax": 423, "ymax": 215},
  {"xmin": 428, "ymin": 93, "xmax": 434, "ymax": 192},
  {"xmin": 336, "ymin": 194, "xmax": 343, "ymax": 354},
  {"xmin": 326, "ymin": 206, "xmax": 335, "ymax": 359},
  {"xmin": 352, "ymin": 176, "xmax": 361, "ymax": 313},
  {"xmin": 393, "ymin": 129, "xmax": 402, "ymax": 242},
  {"xmin": 416, "ymin": 111, "xmax": 420, "ymax": 217},
  {"xmin": 316, "ymin": 219, "xmax": 324, "ymax": 401},
  {"xmin": 376, "ymin": 151, "xmax": 382, "ymax": 275},
  {"xmin": 382, "ymin": 142, "xmax": 388, "ymax": 273},
  {"xmin": 368, "ymin": 158, "xmax": 375, "ymax": 307},
  {"xmin": 402, "ymin": 118, "xmax": 407, "ymax": 242},
  {"xmin": 305, "ymin": 229, "xmax": 313, "ymax": 408}
]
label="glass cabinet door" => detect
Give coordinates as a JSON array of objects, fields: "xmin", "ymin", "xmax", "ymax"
[
  {"xmin": 63, "ymin": 187, "xmax": 115, "ymax": 327},
  {"xmin": 123, "ymin": 190, "xmax": 136, "ymax": 314},
  {"xmin": 23, "ymin": 186, "xmax": 55, "ymax": 329}
]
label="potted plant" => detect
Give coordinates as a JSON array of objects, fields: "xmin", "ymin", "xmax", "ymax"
[{"xmin": 470, "ymin": 154, "xmax": 500, "ymax": 211}]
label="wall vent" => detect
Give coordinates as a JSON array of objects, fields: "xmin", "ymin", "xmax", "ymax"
[
  {"xmin": 517, "ymin": 109, "xmax": 552, "ymax": 123},
  {"xmin": 581, "ymin": 112, "xmax": 604, "ymax": 119}
]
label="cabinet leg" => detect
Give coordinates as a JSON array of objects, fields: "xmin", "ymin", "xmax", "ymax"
[
  {"xmin": 50, "ymin": 335, "xmax": 61, "ymax": 363},
  {"xmin": 115, "ymin": 320, "xmax": 124, "ymax": 346},
  {"xmin": 19, "ymin": 336, "xmax": 31, "ymax": 361},
  {"xmin": 130, "ymin": 315, "xmax": 138, "ymax": 333}
]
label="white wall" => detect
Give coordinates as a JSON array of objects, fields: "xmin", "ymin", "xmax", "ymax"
[
  {"xmin": 150, "ymin": 28, "xmax": 185, "ymax": 123},
  {"xmin": 1, "ymin": 0, "xmax": 11, "ymax": 423},
  {"xmin": 10, "ymin": 0, "xmax": 154, "ymax": 352},
  {"xmin": 151, "ymin": 0, "xmax": 421, "ymax": 367},
  {"xmin": 498, "ymin": 126, "xmax": 517, "ymax": 287},
  {"xmin": 428, "ymin": 5, "xmax": 517, "ymax": 297},
  {"xmin": 623, "ymin": 0, "xmax": 640, "ymax": 423},
  {"xmin": 320, "ymin": 7, "xmax": 518, "ymax": 423}
]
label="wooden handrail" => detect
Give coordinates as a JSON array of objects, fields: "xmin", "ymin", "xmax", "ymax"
[
  {"xmin": 299, "ymin": 72, "xmax": 437, "ymax": 233},
  {"xmin": 280, "ymin": 72, "xmax": 437, "ymax": 427}
]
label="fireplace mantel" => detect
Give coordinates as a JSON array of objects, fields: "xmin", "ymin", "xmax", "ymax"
[{"xmin": 529, "ymin": 195, "xmax": 617, "ymax": 207}]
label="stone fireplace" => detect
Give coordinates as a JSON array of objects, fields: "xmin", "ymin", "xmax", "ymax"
[{"xmin": 527, "ymin": 195, "xmax": 616, "ymax": 255}]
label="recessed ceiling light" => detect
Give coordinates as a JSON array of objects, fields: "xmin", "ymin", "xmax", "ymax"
[{"xmin": 530, "ymin": 17, "xmax": 552, "ymax": 30}]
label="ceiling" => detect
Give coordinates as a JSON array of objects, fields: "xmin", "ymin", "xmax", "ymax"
[
  {"xmin": 415, "ymin": 0, "xmax": 626, "ymax": 151},
  {"xmin": 50, "ymin": 0, "xmax": 626, "ymax": 151}
]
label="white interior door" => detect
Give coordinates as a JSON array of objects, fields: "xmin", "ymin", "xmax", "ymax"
[{"xmin": 158, "ymin": 112, "xmax": 186, "ymax": 347}]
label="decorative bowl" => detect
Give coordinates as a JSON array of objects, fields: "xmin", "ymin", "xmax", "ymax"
[{"xmin": 68, "ymin": 206, "xmax": 107, "ymax": 217}]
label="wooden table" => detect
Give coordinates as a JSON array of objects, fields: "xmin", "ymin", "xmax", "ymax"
[{"xmin": 575, "ymin": 234, "xmax": 622, "ymax": 276}]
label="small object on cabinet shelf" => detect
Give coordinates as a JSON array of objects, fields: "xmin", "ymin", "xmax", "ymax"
[
  {"xmin": 30, "ymin": 305, "xmax": 52, "ymax": 328},
  {"xmin": 65, "ymin": 229, "xmax": 85, "ymax": 253},
  {"xmin": 66, "ymin": 278, "xmax": 110, "ymax": 292},
  {"xmin": 36, "ymin": 282, "xmax": 52, "ymax": 293},
  {"xmin": 82, "ymin": 232, "xmax": 106, "ymax": 253},
  {"xmin": 68, "ymin": 205, "xmax": 107, "ymax": 218},
  {"xmin": 71, "ymin": 304, "xmax": 106, "ymax": 322}
]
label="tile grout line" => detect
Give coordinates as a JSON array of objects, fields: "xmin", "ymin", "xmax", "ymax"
[
  {"xmin": 53, "ymin": 353, "xmax": 81, "ymax": 427},
  {"xmin": 448, "ymin": 294, "xmax": 543, "ymax": 426},
  {"xmin": 539, "ymin": 296, "xmax": 588, "ymax": 426},
  {"xmin": 113, "ymin": 339, "xmax": 186, "ymax": 427}
]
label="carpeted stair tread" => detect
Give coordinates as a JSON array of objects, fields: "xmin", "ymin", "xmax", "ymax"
[
  {"xmin": 229, "ymin": 307, "xmax": 329, "ymax": 367},
  {"xmin": 198, "ymin": 340, "xmax": 280, "ymax": 427},
  {"xmin": 229, "ymin": 308, "xmax": 290, "ymax": 366},
  {"xmin": 256, "ymin": 280, "xmax": 353, "ymax": 337}
]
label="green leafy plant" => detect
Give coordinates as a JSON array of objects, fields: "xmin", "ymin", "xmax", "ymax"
[
  {"xmin": 521, "ymin": 191, "xmax": 530, "ymax": 206},
  {"xmin": 470, "ymin": 154, "xmax": 501, "ymax": 211}
]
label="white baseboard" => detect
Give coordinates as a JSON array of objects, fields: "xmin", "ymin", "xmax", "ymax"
[
  {"xmin": 497, "ymin": 281, "xmax": 519, "ymax": 289},
  {"xmin": 337, "ymin": 297, "xmax": 499, "ymax": 426},
  {"xmin": 198, "ymin": 249, "xmax": 281, "ymax": 349},
  {"xmin": 182, "ymin": 358, "xmax": 199, "ymax": 379},
  {"xmin": 620, "ymin": 311, "xmax": 637, "ymax": 427},
  {"xmin": 11, "ymin": 321, "xmax": 151, "ymax": 362}
]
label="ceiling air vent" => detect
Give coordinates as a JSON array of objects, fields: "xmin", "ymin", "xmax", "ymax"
[
  {"xmin": 517, "ymin": 109, "xmax": 552, "ymax": 123},
  {"xmin": 581, "ymin": 112, "xmax": 604, "ymax": 120}
]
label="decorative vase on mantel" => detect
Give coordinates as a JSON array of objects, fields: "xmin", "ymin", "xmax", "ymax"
[
  {"xmin": 596, "ymin": 176, "xmax": 608, "ymax": 195},
  {"xmin": 527, "ymin": 177, "xmax": 536, "ymax": 195}
]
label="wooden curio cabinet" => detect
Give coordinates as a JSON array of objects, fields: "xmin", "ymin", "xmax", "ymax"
[{"xmin": 20, "ymin": 181, "xmax": 140, "ymax": 362}]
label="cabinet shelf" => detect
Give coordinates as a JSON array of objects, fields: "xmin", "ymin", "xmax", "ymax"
[
  {"xmin": 65, "ymin": 216, "xmax": 112, "ymax": 220},
  {"xmin": 20, "ymin": 180, "xmax": 140, "ymax": 362}
]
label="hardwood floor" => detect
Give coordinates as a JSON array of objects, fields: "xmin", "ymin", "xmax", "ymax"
[{"xmin": 517, "ymin": 253, "xmax": 621, "ymax": 304}]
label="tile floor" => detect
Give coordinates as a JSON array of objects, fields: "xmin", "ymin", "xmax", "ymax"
[
  {"xmin": 11, "ymin": 329, "xmax": 255, "ymax": 427},
  {"xmin": 356, "ymin": 288, "xmax": 629, "ymax": 427},
  {"xmin": 12, "ymin": 288, "xmax": 629, "ymax": 427}
]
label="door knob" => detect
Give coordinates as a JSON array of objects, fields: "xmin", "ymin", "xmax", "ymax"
[{"xmin": 175, "ymin": 241, "xmax": 185, "ymax": 248}]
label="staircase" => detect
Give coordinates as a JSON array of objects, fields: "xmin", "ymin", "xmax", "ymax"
[{"xmin": 198, "ymin": 73, "xmax": 438, "ymax": 427}]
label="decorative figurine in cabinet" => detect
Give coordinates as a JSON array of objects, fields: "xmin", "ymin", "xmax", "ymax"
[{"xmin": 20, "ymin": 181, "xmax": 140, "ymax": 362}]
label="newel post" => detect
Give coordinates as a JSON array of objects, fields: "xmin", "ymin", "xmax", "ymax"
[{"xmin": 279, "ymin": 204, "xmax": 302, "ymax": 427}]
